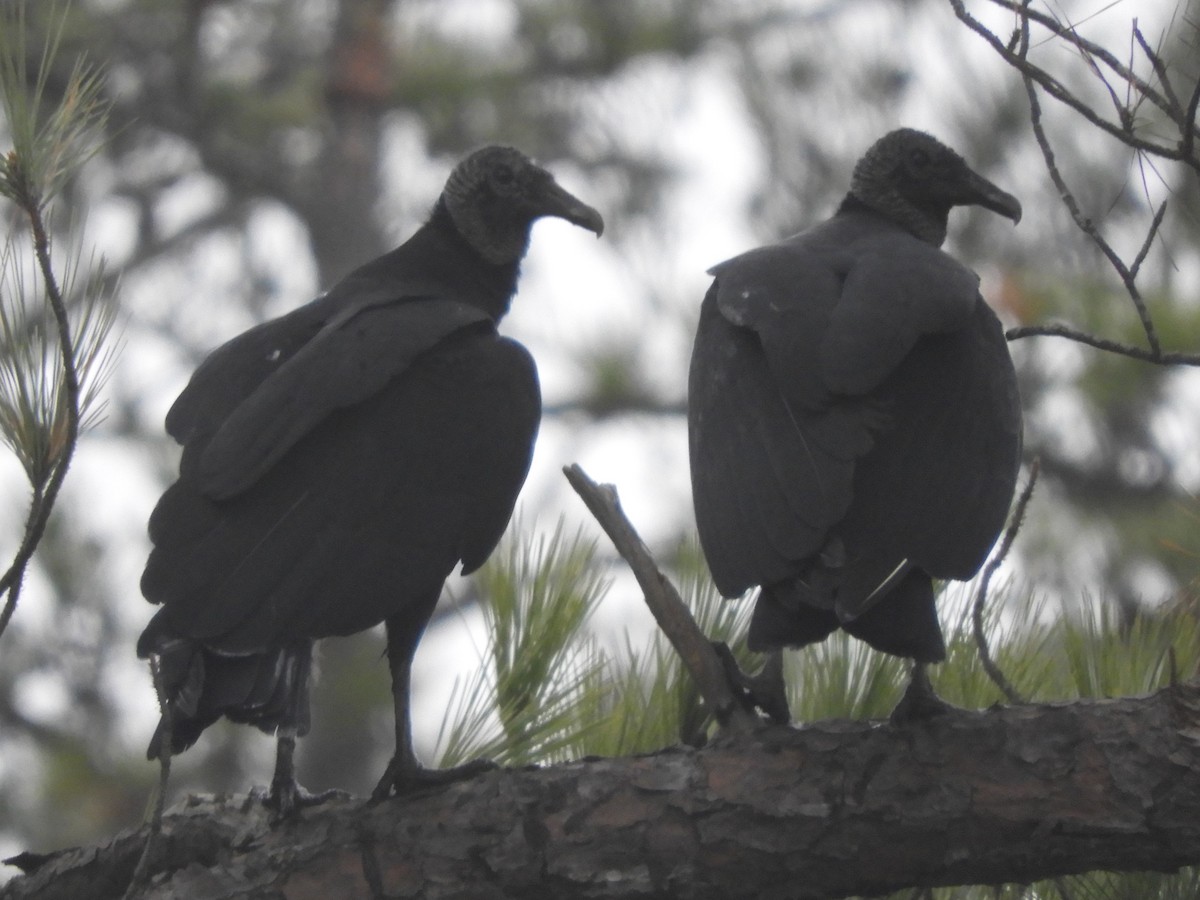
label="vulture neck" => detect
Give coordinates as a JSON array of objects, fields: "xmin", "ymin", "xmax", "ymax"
[
  {"xmin": 837, "ymin": 193, "xmax": 948, "ymax": 248},
  {"xmin": 410, "ymin": 199, "xmax": 523, "ymax": 321}
]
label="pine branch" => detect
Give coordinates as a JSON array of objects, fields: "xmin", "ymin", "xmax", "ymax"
[
  {"xmin": 0, "ymin": 198, "xmax": 80, "ymax": 638},
  {"xmin": 6, "ymin": 682, "xmax": 1200, "ymax": 899},
  {"xmin": 0, "ymin": 1, "xmax": 112, "ymax": 641}
]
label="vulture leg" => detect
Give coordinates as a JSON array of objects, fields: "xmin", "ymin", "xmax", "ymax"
[
  {"xmin": 713, "ymin": 643, "xmax": 791, "ymax": 725},
  {"xmin": 257, "ymin": 647, "xmax": 344, "ymax": 820},
  {"xmin": 265, "ymin": 729, "xmax": 344, "ymax": 820},
  {"xmin": 371, "ymin": 604, "xmax": 494, "ymax": 802},
  {"xmin": 889, "ymin": 661, "xmax": 956, "ymax": 724}
]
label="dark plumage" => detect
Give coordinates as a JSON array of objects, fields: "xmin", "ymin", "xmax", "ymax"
[
  {"xmin": 688, "ymin": 129, "xmax": 1022, "ymax": 711},
  {"xmin": 138, "ymin": 145, "xmax": 603, "ymax": 814}
]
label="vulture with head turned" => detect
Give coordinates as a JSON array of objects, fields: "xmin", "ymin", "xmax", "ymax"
[
  {"xmin": 138, "ymin": 145, "xmax": 604, "ymax": 816},
  {"xmin": 688, "ymin": 128, "xmax": 1023, "ymax": 716}
]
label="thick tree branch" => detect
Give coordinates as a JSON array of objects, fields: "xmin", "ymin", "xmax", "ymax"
[{"xmin": 6, "ymin": 683, "xmax": 1200, "ymax": 899}]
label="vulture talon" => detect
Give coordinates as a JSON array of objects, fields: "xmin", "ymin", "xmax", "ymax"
[
  {"xmin": 370, "ymin": 758, "xmax": 497, "ymax": 803},
  {"xmin": 890, "ymin": 663, "xmax": 960, "ymax": 725},
  {"xmin": 713, "ymin": 643, "xmax": 791, "ymax": 725},
  {"xmin": 264, "ymin": 782, "xmax": 347, "ymax": 822}
]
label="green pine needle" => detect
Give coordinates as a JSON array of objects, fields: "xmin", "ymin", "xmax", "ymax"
[
  {"xmin": 435, "ymin": 520, "xmax": 611, "ymax": 768},
  {"xmin": 0, "ymin": 1, "xmax": 108, "ymax": 211},
  {"xmin": 0, "ymin": 0, "xmax": 116, "ymax": 485},
  {"xmin": 0, "ymin": 234, "xmax": 118, "ymax": 483}
]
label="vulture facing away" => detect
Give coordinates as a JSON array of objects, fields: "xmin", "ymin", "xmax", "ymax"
[
  {"xmin": 138, "ymin": 146, "xmax": 603, "ymax": 815},
  {"xmin": 688, "ymin": 129, "xmax": 1023, "ymax": 714}
]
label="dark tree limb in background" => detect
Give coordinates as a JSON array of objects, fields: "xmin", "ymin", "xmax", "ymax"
[{"xmin": 5, "ymin": 682, "xmax": 1200, "ymax": 899}]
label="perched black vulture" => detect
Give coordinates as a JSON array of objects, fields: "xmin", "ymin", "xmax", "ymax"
[
  {"xmin": 138, "ymin": 146, "xmax": 603, "ymax": 814},
  {"xmin": 688, "ymin": 129, "xmax": 1022, "ymax": 715}
]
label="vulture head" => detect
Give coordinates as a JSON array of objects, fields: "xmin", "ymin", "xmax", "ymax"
[
  {"xmin": 443, "ymin": 145, "xmax": 605, "ymax": 265},
  {"xmin": 847, "ymin": 128, "xmax": 1022, "ymax": 246}
]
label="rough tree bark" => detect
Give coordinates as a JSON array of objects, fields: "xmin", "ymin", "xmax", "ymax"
[{"xmin": 5, "ymin": 682, "xmax": 1200, "ymax": 899}]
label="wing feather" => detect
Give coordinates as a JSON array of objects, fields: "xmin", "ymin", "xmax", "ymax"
[
  {"xmin": 198, "ymin": 298, "xmax": 490, "ymax": 500},
  {"xmin": 143, "ymin": 330, "xmax": 539, "ymax": 650}
]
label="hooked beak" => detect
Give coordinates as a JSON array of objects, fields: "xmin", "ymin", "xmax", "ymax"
[
  {"xmin": 538, "ymin": 179, "xmax": 605, "ymax": 237},
  {"xmin": 962, "ymin": 169, "xmax": 1022, "ymax": 225}
]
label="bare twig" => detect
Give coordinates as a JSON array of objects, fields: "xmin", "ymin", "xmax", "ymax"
[
  {"xmin": 950, "ymin": 0, "xmax": 1200, "ymax": 375},
  {"xmin": 1001, "ymin": 0, "xmax": 1171, "ymax": 361},
  {"xmin": 1183, "ymin": 71, "xmax": 1200, "ymax": 162},
  {"xmin": 1130, "ymin": 201, "xmax": 1168, "ymax": 280},
  {"xmin": 562, "ymin": 463, "xmax": 758, "ymax": 734},
  {"xmin": 991, "ymin": 0, "xmax": 1199, "ymax": 142},
  {"xmin": 123, "ymin": 653, "xmax": 173, "ymax": 900},
  {"xmin": 1133, "ymin": 24, "xmax": 1182, "ymax": 119},
  {"xmin": 948, "ymin": 0, "xmax": 1200, "ymax": 171},
  {"xmin": 1005, "ymin": 323, "xmax": 1200, "ymax": 365},
  {"xmin": 972, "ymin": 459, "xmax": 1040, "ymax": 706}
]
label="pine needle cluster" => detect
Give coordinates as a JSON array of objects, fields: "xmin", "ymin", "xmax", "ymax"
[{"xmin": 0, "ymin": 0, "xmax": 115, "ymax": 637}]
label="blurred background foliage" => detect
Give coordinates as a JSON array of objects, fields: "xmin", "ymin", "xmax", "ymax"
[{"xmin": 1, "ymin": 0, "xmax": 1199, "ymax": 895}]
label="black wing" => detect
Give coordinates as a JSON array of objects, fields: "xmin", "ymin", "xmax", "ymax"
[
  {"xmin": 832, "ymin": 298, "xmax": 1022, "ymax": 611},
  {"xmin": 142, "ymin": 324, "xmax": 539, "ymax": 651},
  {"xmin": 689, "ymin": 214, "xmax": 1018, "ymax": 606},
  {"xmin": 196, "ymin": 298, "xmax": 490, "ymax": 499}
]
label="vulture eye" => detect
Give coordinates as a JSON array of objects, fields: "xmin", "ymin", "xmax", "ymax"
[
  {"xmin": 908, "ymin": 148, "xmax": 932, "ymax": 170},
  {"xmin": 490, "ymin": 163, "xmax": 517, "ymax": 190}
]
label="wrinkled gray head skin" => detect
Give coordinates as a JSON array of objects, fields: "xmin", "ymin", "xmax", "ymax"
[
  {"xmin": 443, "ymin": 145, "xmax": 604, "ymax": 265},
  {"xmin": 848, "ymin": 128, "xmax": 1022, "ymax": 246}
]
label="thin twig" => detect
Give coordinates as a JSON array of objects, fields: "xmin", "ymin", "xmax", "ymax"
[
  {"xmin": 1183, "ymin": 72, "xmax": 1200, "ymax": 162},
  {"xmin": 948, "ymin": 0, "xmax": 1200, "ymax": 171},
  {"xmin": 563, "ymin": 464, "xmax": 758, "ymax": 734},
  {"xmin": 1133, "ymin": 24, "xmax": 1182, "ymax": 118},
  {"xmin": 123, "ymin": 653, "xmax": 172, "ymax": 900},
  {"xmin": 1130, "ymin": 201, "xmax": 1168, "ymax": 280},
  {"xmin": 972, "ymin": 460, "xmax": 1040, "ymax": 706},
  {"xmin": 987, "ymin": 0, "xmax": 1195, "ymax": 138},
  {"xmin": 1005, "ymin": 323, "xmax": 1200, "ymax": 365},
  {"xmin": 1013, "ymin": 4, "xmax": 1164, "ymax": 358},
  {"xmin": 951, "ymin": 0, "xmax": 1196, "ymax": 367}
]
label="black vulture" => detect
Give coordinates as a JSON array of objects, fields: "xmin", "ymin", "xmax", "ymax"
[
  {"xmin": 688, "ymin": 129, "xmax": 1022, "ymax": 717},
  {"xmin": 137, "ymin": 146, "xmax": 603, "ymax": 815}
]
